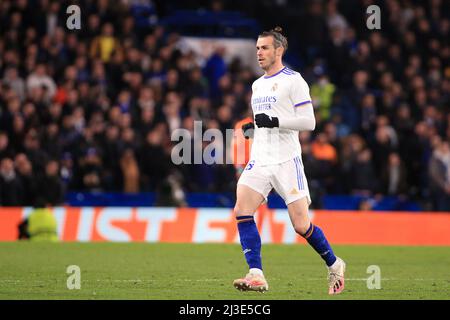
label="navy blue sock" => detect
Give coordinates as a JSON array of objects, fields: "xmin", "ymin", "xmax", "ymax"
[
  {"xmin": 302, "ymin": 224, "xmax": 337, "ymax": 267},
  {"xmin": 236, "ymin": 215, "xmax": 262, "ymax": 270}
]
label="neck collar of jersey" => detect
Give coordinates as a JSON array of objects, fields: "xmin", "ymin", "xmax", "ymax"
[{"xmin": 263, "ymin": 66, "xmax": 286, "ymax": 79}]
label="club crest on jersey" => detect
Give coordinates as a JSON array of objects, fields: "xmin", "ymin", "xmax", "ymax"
[{"xmin": 271, "ymin": 83, "xmax": 278, "ymax": 92}]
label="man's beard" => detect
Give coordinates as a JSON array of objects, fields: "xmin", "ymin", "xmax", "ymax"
[{"xmin": 262, "ymin": 57, "xmax": 275, "ymax": 71}]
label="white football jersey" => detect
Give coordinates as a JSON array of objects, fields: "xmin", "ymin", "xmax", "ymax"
[{"xmin": 250, "ymin": 66, "xmax": 313, "ymax": 165}]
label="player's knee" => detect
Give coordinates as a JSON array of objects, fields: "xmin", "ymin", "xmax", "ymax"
[
  {"xmin": 233, "ymin": 207, "xmax": 243, "ymax": 218},
  {"xmin": 293, "ymin": 220, "xmax": 310, "ymax": 236},
  {"xmin": 233, "ymin": 202, "xmax": 253, "ymax": 218},
  {"xmin": 234, "ymin": 195, "xmax": 260, "ymax": 217}
]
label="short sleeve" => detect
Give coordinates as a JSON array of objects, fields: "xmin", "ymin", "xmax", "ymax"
[{"xmin": 290, "ymin": 74, "xmax": 312, "ymax": 108}]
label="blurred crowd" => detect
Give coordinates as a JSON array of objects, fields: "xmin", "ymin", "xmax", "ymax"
[{"xmin": 0, "ymin": 0, "xmax": 449, "ymax": 211}]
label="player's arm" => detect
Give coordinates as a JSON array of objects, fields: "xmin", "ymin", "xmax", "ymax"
[
  {"xmin": 254, "ymin": 106, "xmax": 315, "ymax": 131},
  {"xmin": 278, "ymin": 102, "xmax": 316, "ymax": 131}
]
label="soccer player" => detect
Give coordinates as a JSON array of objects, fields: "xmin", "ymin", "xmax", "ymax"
[{"xmin": 233, "ymin": 27, "xmax": 346, "ymax": 295}]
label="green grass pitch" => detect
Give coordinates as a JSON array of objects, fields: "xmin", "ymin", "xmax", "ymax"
[{"xmin": 0, "ymin": 242, "xmax": 449, "ymax": 300}]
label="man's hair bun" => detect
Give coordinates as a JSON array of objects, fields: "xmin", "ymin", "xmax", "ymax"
[{"xmin": 273, "ymin": 26, "xmax": 283, "ymax": 34}]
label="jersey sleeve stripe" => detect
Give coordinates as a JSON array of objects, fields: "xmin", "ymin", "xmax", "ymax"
[{"xmin": 294, "ymin": 100, "xmax": 312, "ymax": 107}]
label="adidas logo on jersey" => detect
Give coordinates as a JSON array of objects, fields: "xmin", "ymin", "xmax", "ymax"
[{"xmin": 290, "ymin": 188, "xmax": 299, "ymax": 195}]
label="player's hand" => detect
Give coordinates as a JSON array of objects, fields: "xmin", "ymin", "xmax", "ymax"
[
  {"xmin": 242, "ymin": 122, "xmax": 254, "ymax": 139},
  {"xmin": 255, "ymin": 113, "xmax": 279, "ymax": 128}
]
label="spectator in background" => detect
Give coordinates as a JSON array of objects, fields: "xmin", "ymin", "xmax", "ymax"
[
  {"xmin": 42, "ymin": 123, "xmax": 62, "ymax": 160},
  {"xmin": 326, "ymin": 0, "xmax": 348, "ymax": 32},
  {"xmin": 137, "ymin": 85, "xmax": 157, "ymax": 111},
  {"xmin": 311, "ymin": 133, "xmax": 338, "ymax": 163},
  {"xmin": 216, "ymin": 104, "xmax": 233, "ymax": 135},
  {"xmin": 371, "ymin": 123, "xmax": 397, "ymax": 174},
  {"xmin": 23, "ymin": 129, "xmax": 48, "ymax": 173},
  {"xmin": 120, "ymin": 148, "xmax": 140, "ymax": 193},
  {"xmin": 349, "ymin": 70, "xmax": 370, "ymax": 106},
  {"xmin": 189, "ymin": 96, "xmax": 212, "ymax": 122},
  {"xmin": 1, "ymin": 97, "xmax": 21, "ymax": 135},
  {"xmin": 311, "ymin": 132, "xmax": 338, "ymax": 193},
  {"xmin": 26, "ymin": 64, "xmax": 57, "ymax": 102},
  {"xmin": 325, "ymin": 0, "xmax": 351, "ymax": 87},
  {"xmin": 0, "ymin": 131, "xmax": 13, "ymax": 161},
  {"xmin": 360, "ymin": 93, "xmax": 377, "ymax": 138},
  {"xmin": 0, "ymin": 157, "xmax": 23, "ymax": 206},
  {"xmin": 350, "ymin": 148, "xmax": 378, "ymax": 196},
  {"xmin": 294, "ymin": 0, "xmax": 329, "ymax": 61},
  {"xmin": 381, "ymin": 152, "xmax": 409, "ymax": 196},
  {"xmin": 163, "ymin": 91, "xmax": 183, "ymax": 133},
  {"xmin": 101, "ymin": 125, "xmax": 121, "ymax": 190},
  {"xmin": 2, "ymin": 67, "xmax": 26, "ymax": 102},
  {"xmin": 90, "ymin": 23, "xmax": 122, "ymax": 63},
  {"xmin": 311, "ymin": 72, "xmax": 336, "ymax": 121},
  {"xmin": 203, "ymin": 46, "xmax": 227, "ymax": 99},
  {"xmin": 186, "ymin": 67, "xmax": 209, "ymax": 101},
  {"xmin": 139, "ymin": 126, "xmax": 171, "ymax": 192},
  {"xmin": 14, "ymin": 153, "xmax": 37, "ymax": 206},
  {"xmin": 77, "ymin": 147, "xmax": 104, "ymax": 192},
  {"xmin": 60, "ymin": 152, "xmax": 74, "ymax": 191},
  {"xmin": 9, "ymin": 115, "xmax": 26, "ymax": 155},
  {"xmin": 163, "ymin": 68, "xmax": 181, "ymax": 94},
  {"xmin": 428, "ymin": 140, "xmax": 450, "ymax": 211},
  {"xmin": 39, "ymin": 160, "xmax": 64, "ymax": 206}
]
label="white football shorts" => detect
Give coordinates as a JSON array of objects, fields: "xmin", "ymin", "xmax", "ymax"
[{"xmin": 237, "ymin": 155, "xmax": 312, "ymax": 206}]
